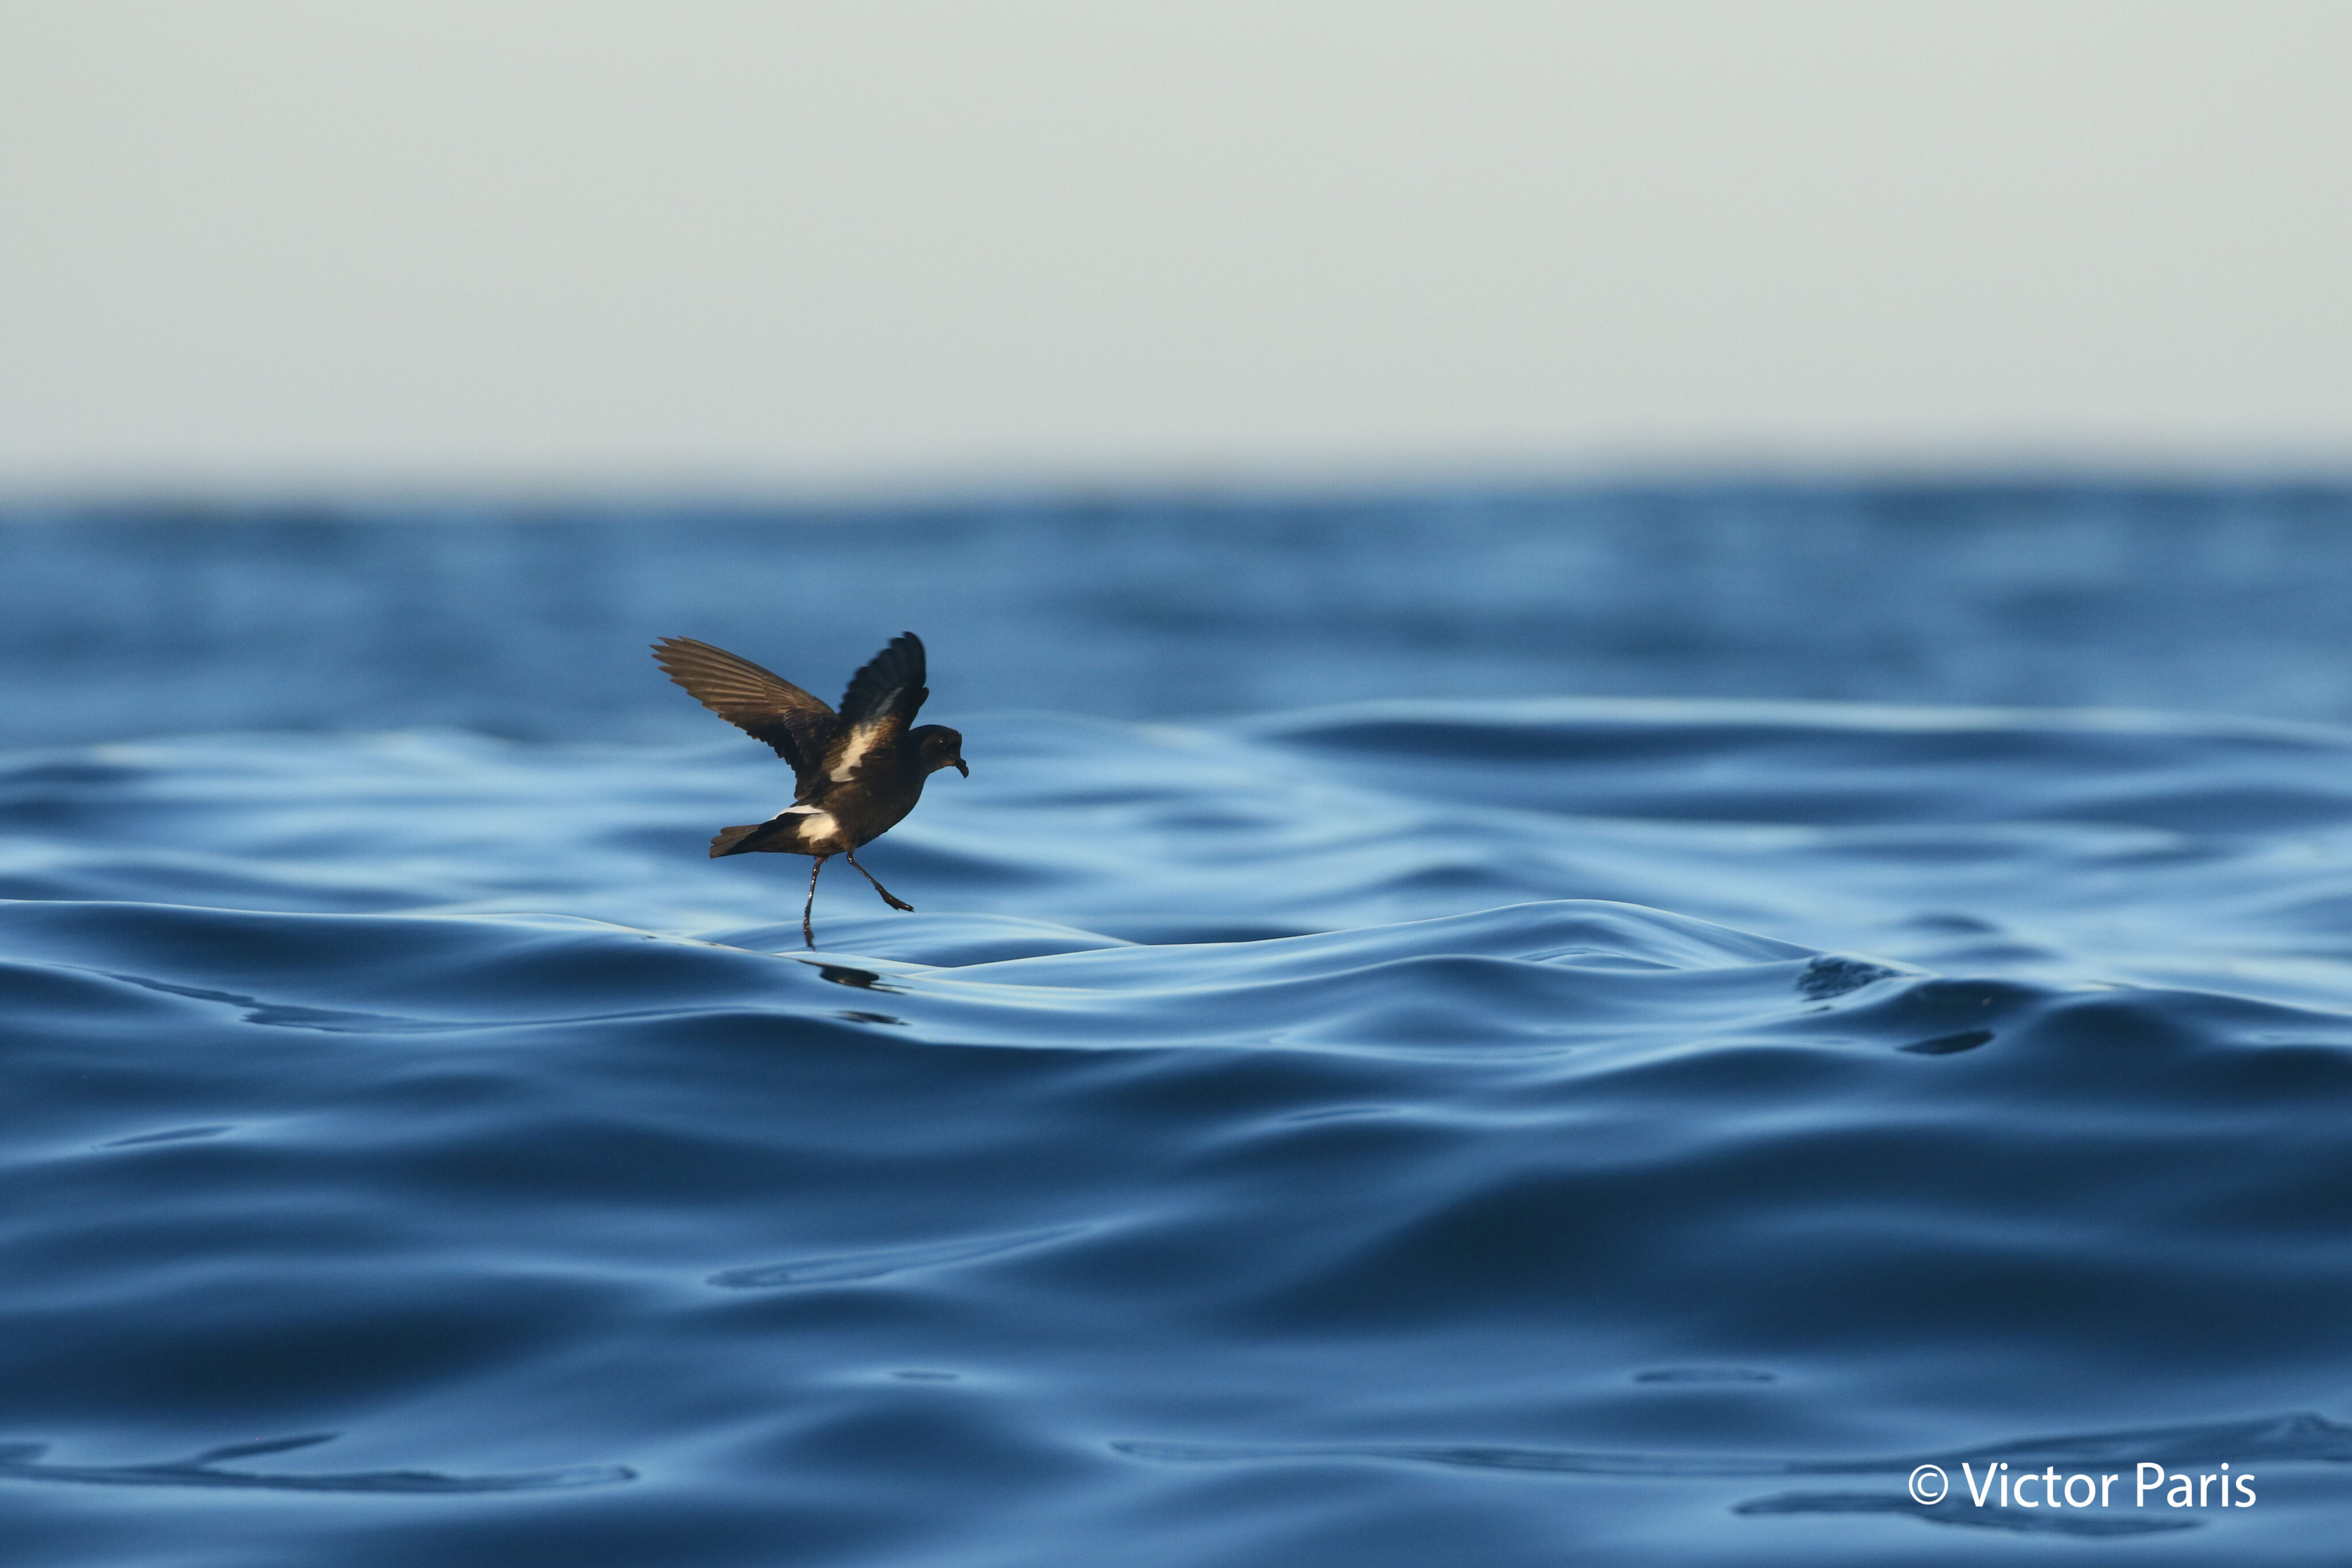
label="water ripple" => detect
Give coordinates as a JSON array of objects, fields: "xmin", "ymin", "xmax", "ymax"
[
  {"xmin": 0, "ymin": 1434, "xmax": 632, "ymax": 1493},
  {"xmin": 7, "ymin": 702, "xmax": 2352, "ymax": 1563}
]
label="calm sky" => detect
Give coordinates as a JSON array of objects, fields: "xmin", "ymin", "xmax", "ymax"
[{"xmin": 3, "ymin": 1, "xmax": 2348, "ymax": 494}]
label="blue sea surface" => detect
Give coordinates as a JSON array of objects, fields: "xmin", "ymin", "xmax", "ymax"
[{"xmin": 5, "ymin": 488, "xmax": 2352, "ymax": 1565}]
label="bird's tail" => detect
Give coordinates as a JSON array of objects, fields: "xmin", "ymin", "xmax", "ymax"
[{"xmin": 709, "ymin": 823, "xmax": 767, "ymax": 858}]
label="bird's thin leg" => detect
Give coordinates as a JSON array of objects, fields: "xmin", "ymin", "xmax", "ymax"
[
  {"xmin": 802, "ymin": 855, "xmax": 829, "ymax": 949},
  {"xmin": 844, "ymin": 849, "xmax": 915, "ymax": 912}
]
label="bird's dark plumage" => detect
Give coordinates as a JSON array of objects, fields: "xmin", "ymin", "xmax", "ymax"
[{"xmin": 652, "ymin": 632, "xmax": 966, "ymax": 947}]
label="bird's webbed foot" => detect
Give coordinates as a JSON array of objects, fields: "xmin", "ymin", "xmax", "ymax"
[{"xmin": 844, "ymin": 850, "xmax": 915, "ymax": 913}]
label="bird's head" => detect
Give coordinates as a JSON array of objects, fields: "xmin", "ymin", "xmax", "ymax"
[{"xmin": 913, "ymin": 725, "xmax": 968, "ymax": 777}]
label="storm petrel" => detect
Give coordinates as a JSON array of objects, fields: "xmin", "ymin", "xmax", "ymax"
[{"xmin": 653, "ymin": 632, "xmax": 968, "ymax": 948}]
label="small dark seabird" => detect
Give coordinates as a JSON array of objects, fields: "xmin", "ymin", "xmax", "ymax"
[{"xmin": 653, "ymin": 632, "xmax": 967, "ymax": 948}]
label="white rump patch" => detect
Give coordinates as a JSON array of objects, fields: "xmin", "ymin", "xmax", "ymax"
[{"xmin": 776, "ymin": 805, "xmax": 844, "ymax": 847}]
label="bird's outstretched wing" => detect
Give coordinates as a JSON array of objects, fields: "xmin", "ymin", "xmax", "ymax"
[
  {"xmin": 652, "ymin": 637, "xmax": 838, "ymax": 792},
  {"xmin": 818, "ymin": 632, "xmax": 929, "ymax": 786}
]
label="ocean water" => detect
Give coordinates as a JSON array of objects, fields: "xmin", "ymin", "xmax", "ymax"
[{"xmin": 6, "ymin": 490, "xmax": 2352, "ymax": 1565}]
